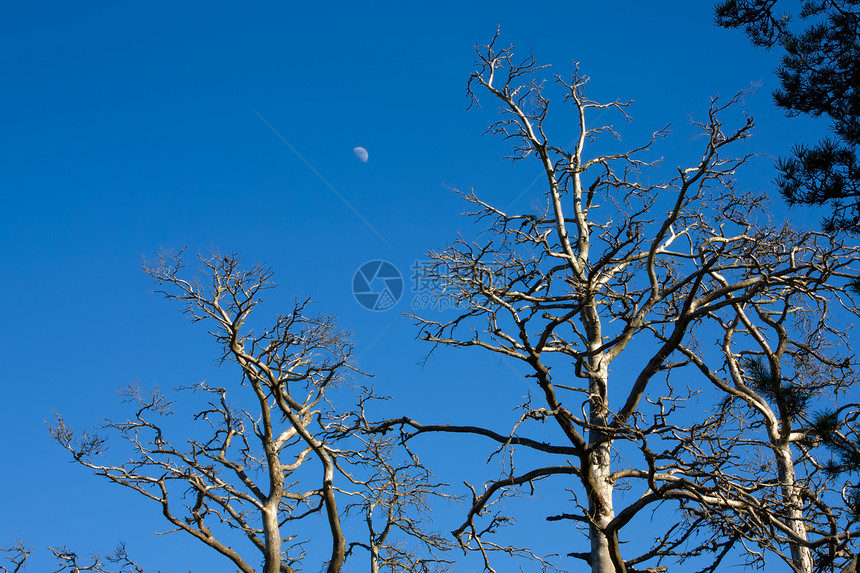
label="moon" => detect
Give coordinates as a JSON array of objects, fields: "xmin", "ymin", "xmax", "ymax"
[{"xmin": 353, "ymin": 146, "xmax": 369, "ymax": 163}]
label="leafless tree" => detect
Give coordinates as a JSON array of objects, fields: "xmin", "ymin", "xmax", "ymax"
[
  {"xmin": 669, "ymin": 250, "xmax": 860, "ymax": 573},
  {"xmin": 1, "ymin": 542, "xmax": 147, "ymax": 573},
  {"xmin": 47, "ymin": 543, "xmax": 144, "ymax": 573},
  {"xmin": 338, "ymin": 429, "xmax": 456, "ymax": 573},
  {"xmin": 370, "ymin": 34, "xmax": 860, "ymax": 573},
  {"xmin": 50, "ymin": 251, "xmax": 449, "ymax": 573},
  {"xmin": 0, "ymin": 541, "xmax": 32, "ymax": 573}
]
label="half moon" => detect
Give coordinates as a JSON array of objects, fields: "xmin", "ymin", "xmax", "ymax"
[{"xmin": 353, "ymin": 146, "xmax": 369, "ymax": 163}]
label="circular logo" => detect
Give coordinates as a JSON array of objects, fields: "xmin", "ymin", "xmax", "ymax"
[{"xmin": 352, "ymin": 260, "xmax": 404, "ymax": 311}]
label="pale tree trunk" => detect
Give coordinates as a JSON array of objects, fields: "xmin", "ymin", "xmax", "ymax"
[
  {"xmin": 369, "ymin": 546, "xmax": 380, "ymax": 573},
  {"xmin": 262, "ymin": 437, "xmax": 285, "ymax": 573},
  {"xmin": 588, "ymin": 437, "xmax": 616, "ymax": 573},
  {"xmin": 777, "ymin": 444, "xmax": 813, "ymax": 573},
  {"xmin": 262, "ymin": 501, "xmax": 283, "ymax": 573},
  {"xmin": 583, "ymin": 304, "xmax": 618, "ymax": 573}
]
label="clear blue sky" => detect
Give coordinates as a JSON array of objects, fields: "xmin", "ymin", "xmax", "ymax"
[{"xmin": 0, "ymin": 2, "xmax": 828, "ymax": 571}]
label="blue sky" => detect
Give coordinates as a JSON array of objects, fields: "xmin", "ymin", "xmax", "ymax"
[{"xmin": 0, "ymin": 2, "xmax": 832, "ymax": 571}]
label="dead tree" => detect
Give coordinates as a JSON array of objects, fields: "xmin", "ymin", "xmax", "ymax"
[
  {"xmin": 50, "ymin": 251, "xmax": 448, "ymax": 573},
  {"xmin": 0, "ymin": 541, "xmax": 32, "ymax": 573},
  {"xmin": 1, "ymin": 541, "xmax": 144, "ymax": 573},
  {"xmin": 669, "ymin": 244, "xmax": 860, "ymax": 573},
  {"xmin": 48, "ymin": 544, "xmax": 144, "ymax": 573},
  {"xmin": 372, "ymin": 35, "xmax": 860, "ymax": 573},
  {"xmin": 338, "ymin": 431, "xmax": 455, "ymax": 573}
]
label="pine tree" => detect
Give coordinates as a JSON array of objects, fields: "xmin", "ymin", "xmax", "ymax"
[{"xmin": 716, "ymin": 0, "xmax": 860, "ymax": 232}]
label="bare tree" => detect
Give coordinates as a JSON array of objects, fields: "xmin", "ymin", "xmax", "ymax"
[
  {"xmin": 2, "ymin": 542, "xmax": 147, "ymax": 573},
  {"xmin": 338, "ymin": 431, "xmax": 455, "ymax": 573},
  {"xmin": 47, "ymin": 543, "xmax": 144, "ymax": 573},
  {"xmin": 666, "ymin": 248, "xmax": 860, "ymax": 573},
  {"xmin": 370, "ymin": 34, "xmax": 860, "ymax": 573},
  {"xmin": 50, "ymin": 251, "xmax": 449, "ymax": 573},
  {"xmin": 1, "ymin": 541, "xmax": 32, "ymax": 573}
]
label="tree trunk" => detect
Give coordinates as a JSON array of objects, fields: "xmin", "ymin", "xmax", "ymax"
[
  {"xmin": 588, "ymin": 439, "xmax": 616, "ymax": 573},
  {"xmin": 262, "ymin": 501, "xmax": 283, "ymax": 573},
  {"xmin": 586, "ymin": 343, "xmax": 618, "ymax": 573},
  {"xmin": 777, "ymin": 444, "xmax": 813, "ymax": 573},
  {"xmin": 370, "ymin": 545, "xmax": 380, "ymax": 573}
]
